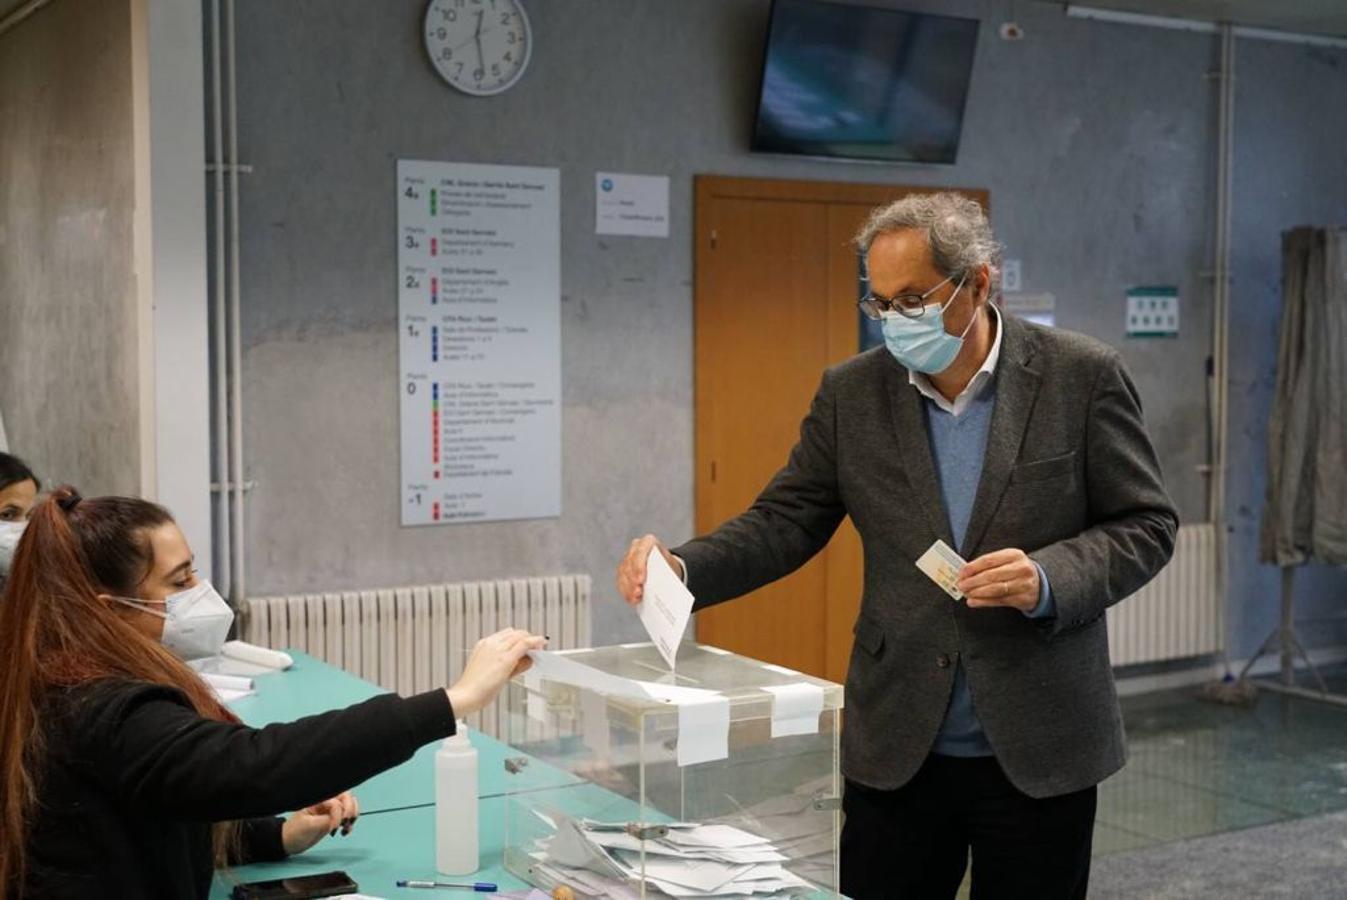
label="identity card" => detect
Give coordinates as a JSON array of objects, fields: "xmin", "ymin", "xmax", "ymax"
[{"xmin": 915, "ymin": 539, "xmax": 967, "ymax": 600}]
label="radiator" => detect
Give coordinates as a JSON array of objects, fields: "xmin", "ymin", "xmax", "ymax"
[
  {"xmin": 241, "ymin": 574, "xmax": 591, "ymax": 738},
  {"xmin": 1107, "ymin": 523, "xmax": 1219, "ymax": 666}
]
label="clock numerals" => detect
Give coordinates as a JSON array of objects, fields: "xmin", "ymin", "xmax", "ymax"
[{"xmin": 424, "ymin": 0, "xmax": 530, "ymax": 96}]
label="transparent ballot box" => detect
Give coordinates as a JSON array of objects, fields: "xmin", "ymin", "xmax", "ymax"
[{"xmin": 502, "ymin": 642, "xmax": 844, "ymax": 899}]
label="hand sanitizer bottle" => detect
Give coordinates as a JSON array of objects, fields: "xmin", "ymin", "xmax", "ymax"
[{"xmin": 435, "ymin": 720, "xmax": 478, "ymax": 875}]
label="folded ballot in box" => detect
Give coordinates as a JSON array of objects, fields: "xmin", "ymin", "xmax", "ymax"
[{"xmin": 502, "ymin": 643, "xmax": 843, "ymax": 899}]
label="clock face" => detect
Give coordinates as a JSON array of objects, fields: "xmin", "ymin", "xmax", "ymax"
[{"xmin": 424, "ymin": 0, "xmax": 532, "ymax": 96}]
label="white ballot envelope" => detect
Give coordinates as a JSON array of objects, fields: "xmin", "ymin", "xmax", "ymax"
[
  {"xmin": 916, "ymin": 539, "xmax": 967, "ymax": 600},
  {"xmin": 639, "ymin": 547, "xmax": 695, "ymax": 671}
]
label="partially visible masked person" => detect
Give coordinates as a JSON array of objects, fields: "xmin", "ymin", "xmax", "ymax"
[
  {"xmin": 0, "ymin": 452, "xmax": 41, "ymax": 585},
  {"xmin": 0, "ymin": 487, "xmax": 545, "ymax": 898}
]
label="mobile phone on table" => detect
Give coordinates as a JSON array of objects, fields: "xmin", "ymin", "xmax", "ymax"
[{"xmin": 231, "ymin": 870, "xmax": 358, "ymax": 899}]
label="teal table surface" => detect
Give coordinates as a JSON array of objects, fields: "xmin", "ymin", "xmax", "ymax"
[
  {"xmin": 213, "ymin": 658, "xmax": 842, "ymax": 898},
  {"xmin": 209, "ymin": 783, "xmax": 633, "ymax": 899},
  {"xmin": 229, "ymin": 652, "xmax": 579, "ymax": 813},
  {"xmin": 210, "ymin": 800, "xmax": 520, "ymax": 899}
]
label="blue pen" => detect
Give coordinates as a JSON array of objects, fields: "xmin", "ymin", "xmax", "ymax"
[{"xmin": 396, "ymin": 880, "xmax": 497, "ymax": 892}]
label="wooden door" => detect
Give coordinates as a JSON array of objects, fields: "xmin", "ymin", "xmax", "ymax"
[{"xmin": 693, "ymin": 176, "xmax": 988, "ymax": 684}]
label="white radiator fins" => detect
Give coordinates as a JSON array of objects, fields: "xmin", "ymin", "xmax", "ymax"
[
  {"xmin": 241, "ymin": 574, "xmax": 592, "ymax": 738},
  {"xmin": 1107, "ymin": 524, "xmax": 1220, "ymax": 666}
]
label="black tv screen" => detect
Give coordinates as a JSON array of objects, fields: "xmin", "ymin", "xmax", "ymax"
[{"xmin": 752, "ymin": 0, "xmax": 979, "ymax": 164}]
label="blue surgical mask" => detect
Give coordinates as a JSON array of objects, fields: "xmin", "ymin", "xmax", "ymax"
[{"xmin": 881, "ymin": 275, "xmax": 974, "ymax": 374}]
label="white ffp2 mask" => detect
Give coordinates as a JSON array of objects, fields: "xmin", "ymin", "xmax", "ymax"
[
  {"xmin": 113, "ymin": 580, "xmax": 235, "ymax": 661},
  {"xmin": 0, "ymin": 520, "xmax": 26, "ymax": 577}
]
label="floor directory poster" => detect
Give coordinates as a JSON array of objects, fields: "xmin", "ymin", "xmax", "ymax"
[{"xmin": 396, "ymin": 159, "xmax": 561, "ymax": 526}]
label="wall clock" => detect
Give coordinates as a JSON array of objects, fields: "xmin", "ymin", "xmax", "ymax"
[{"xmin": 424, "ymin": 0, "xmax": 532, "ymax": 96}]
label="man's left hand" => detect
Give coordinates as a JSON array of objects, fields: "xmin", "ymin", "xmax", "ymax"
[{"xmin": 957, "ymin": 548, "xmax": 1039, "ymax": 613}]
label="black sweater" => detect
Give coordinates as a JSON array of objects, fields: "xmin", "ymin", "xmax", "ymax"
[{"xmin": 23, "ymin": 679, "xmax": 456, "ymax": 898}]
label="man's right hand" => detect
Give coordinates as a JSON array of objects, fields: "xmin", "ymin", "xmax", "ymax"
[{"xmin": 616, "ymin": 534, "xmax": 683, "ymax": 607}]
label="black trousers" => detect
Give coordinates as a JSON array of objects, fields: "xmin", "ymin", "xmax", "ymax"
[{"xmin": 840, "ymin": 755, "xmax": 1097, "ymax": 900}]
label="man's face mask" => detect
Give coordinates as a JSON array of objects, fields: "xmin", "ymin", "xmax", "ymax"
[
  {"xmin": 112, "ymin": 581, "xmax": 235, "ymax": 661},
  {"xmin": 877, "ymin": 274, "xmax": 976, "ymax": 375}
]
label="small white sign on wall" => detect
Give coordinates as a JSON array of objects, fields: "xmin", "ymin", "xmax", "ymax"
[
  {"xmin": 1126, "ymin": 287, "xmax": 1179, "ymax": 337},
  {"xmin": 595, "ymin": 172, "xmax": 669, "ymax": 237}
]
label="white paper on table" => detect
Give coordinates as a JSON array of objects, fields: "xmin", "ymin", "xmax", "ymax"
[
  {"xmin": 547, "ymin": 817, "xmax": 628, "ymax": 879},
  {"xmin": 198, "ymin": 671, "xmax": 256, "ymax": 704},
  {"xmin": 761, "ymin": 682, "xmax": 825, "ymax": 737},
  {"xmin": 705, "ymin": 847, "xmax": 788, "ymax": 863},
  {"xmin": 663, "ymin": 824, "xmax": 772, "ymax": 850},
  {"xmin": 201, "ymin": 672, "xmax": 253, "ymax": 693},
  {"xmin": 638, "ymin": 547, "xmax": 695, "ymax": 671},
  {"xmin": 612, "ymin": 851, "xmax": 751, "ymax": 893}
]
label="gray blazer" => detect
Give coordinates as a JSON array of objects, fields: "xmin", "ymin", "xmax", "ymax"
[{"xmin": 676, "ymin": 314, "xmax": 1178, "ymax": 799}]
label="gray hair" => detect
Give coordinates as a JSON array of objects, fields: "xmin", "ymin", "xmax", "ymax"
[{"xmin": 854, "ymin": 192, "xmax": 1002, "ymax": 294}]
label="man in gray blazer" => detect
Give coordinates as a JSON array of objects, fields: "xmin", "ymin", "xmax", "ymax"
[{"xmin": 618, "ymin": 192, "xmax": 1177, "ymax": 899}]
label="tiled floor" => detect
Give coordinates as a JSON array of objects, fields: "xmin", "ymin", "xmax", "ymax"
[
  {"xmin": 1099, "ymin": 669, "xmax": 1347, "ymax": 854},
  {"xmin": 954, "ymin": 666, "xmax": 1347, "ymax": 896}
]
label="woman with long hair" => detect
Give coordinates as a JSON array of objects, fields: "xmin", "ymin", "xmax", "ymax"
[{"xmin": 0, "ymin": 487, "xmax": 545, "ymax": 898}]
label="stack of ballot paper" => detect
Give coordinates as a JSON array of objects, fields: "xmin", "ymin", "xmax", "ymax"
[
  {"xmin": 529, "ymin": 814, "xmax": 816, "ymax": 899},
  {"xmin": 199, "ymin": 671, "xmax": 255, "ymax": 704}
]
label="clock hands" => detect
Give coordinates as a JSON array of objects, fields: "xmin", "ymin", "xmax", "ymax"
[{"xmin": 474, "ymin": 10, "xmax": 485, "ymax": 76}]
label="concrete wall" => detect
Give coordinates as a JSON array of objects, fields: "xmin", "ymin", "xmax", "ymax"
[
  {"xmin": 0, "ymin": 0, "xmax": 145, "ymax": 496},
  {"xmin": 230, "ymin": 0, "xmax": 1347, "ymax": 650},
  {"xmin": 1226, "ymin": 38, "xmax": 1347, "ymax": 659}
]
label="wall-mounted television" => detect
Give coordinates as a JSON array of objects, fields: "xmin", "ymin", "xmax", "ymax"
[{"xmin": 752, "ymin": 0, "xmax": 980, "ymax": 165}]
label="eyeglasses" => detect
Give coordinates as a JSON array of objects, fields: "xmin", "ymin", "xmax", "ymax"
[{"xmin": 858, "ymin": 273, "xmax": 965, "ymax": 320}]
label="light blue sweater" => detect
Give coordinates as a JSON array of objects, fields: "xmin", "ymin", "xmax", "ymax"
[{"xmin": 925, "ymin": 377, "xmax": 1054, "ymax": 757}]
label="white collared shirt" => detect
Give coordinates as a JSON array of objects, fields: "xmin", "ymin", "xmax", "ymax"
[{"xmin": 908, "ymin": 303, "xmax": 1003, "ymax": 417}]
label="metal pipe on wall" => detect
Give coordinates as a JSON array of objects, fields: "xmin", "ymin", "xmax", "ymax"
[
  {"xmin": 1210, "ymin": 23, "xmax": 1235, "ymax": 657},
  {"xmin": 226, "ymin": 0, "xmax": 246, "ymax": 606},
  {"xmin": 209, "ymin": 0, "xmax": 232, "ymax": 600}
]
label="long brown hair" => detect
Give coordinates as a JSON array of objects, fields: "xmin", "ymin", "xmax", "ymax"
[{"xmin": 0, "ymin": 487, "xmax": 240, "ymax": 894}]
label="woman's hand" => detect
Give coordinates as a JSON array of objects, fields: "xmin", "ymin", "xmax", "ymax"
[
  {"xmin": 447, "ymin": 628, "xmax": 547, "ymax": 717},
  {"xmin": 281, "ymin": 791, "xmax": 360, "ymax": 855}
]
